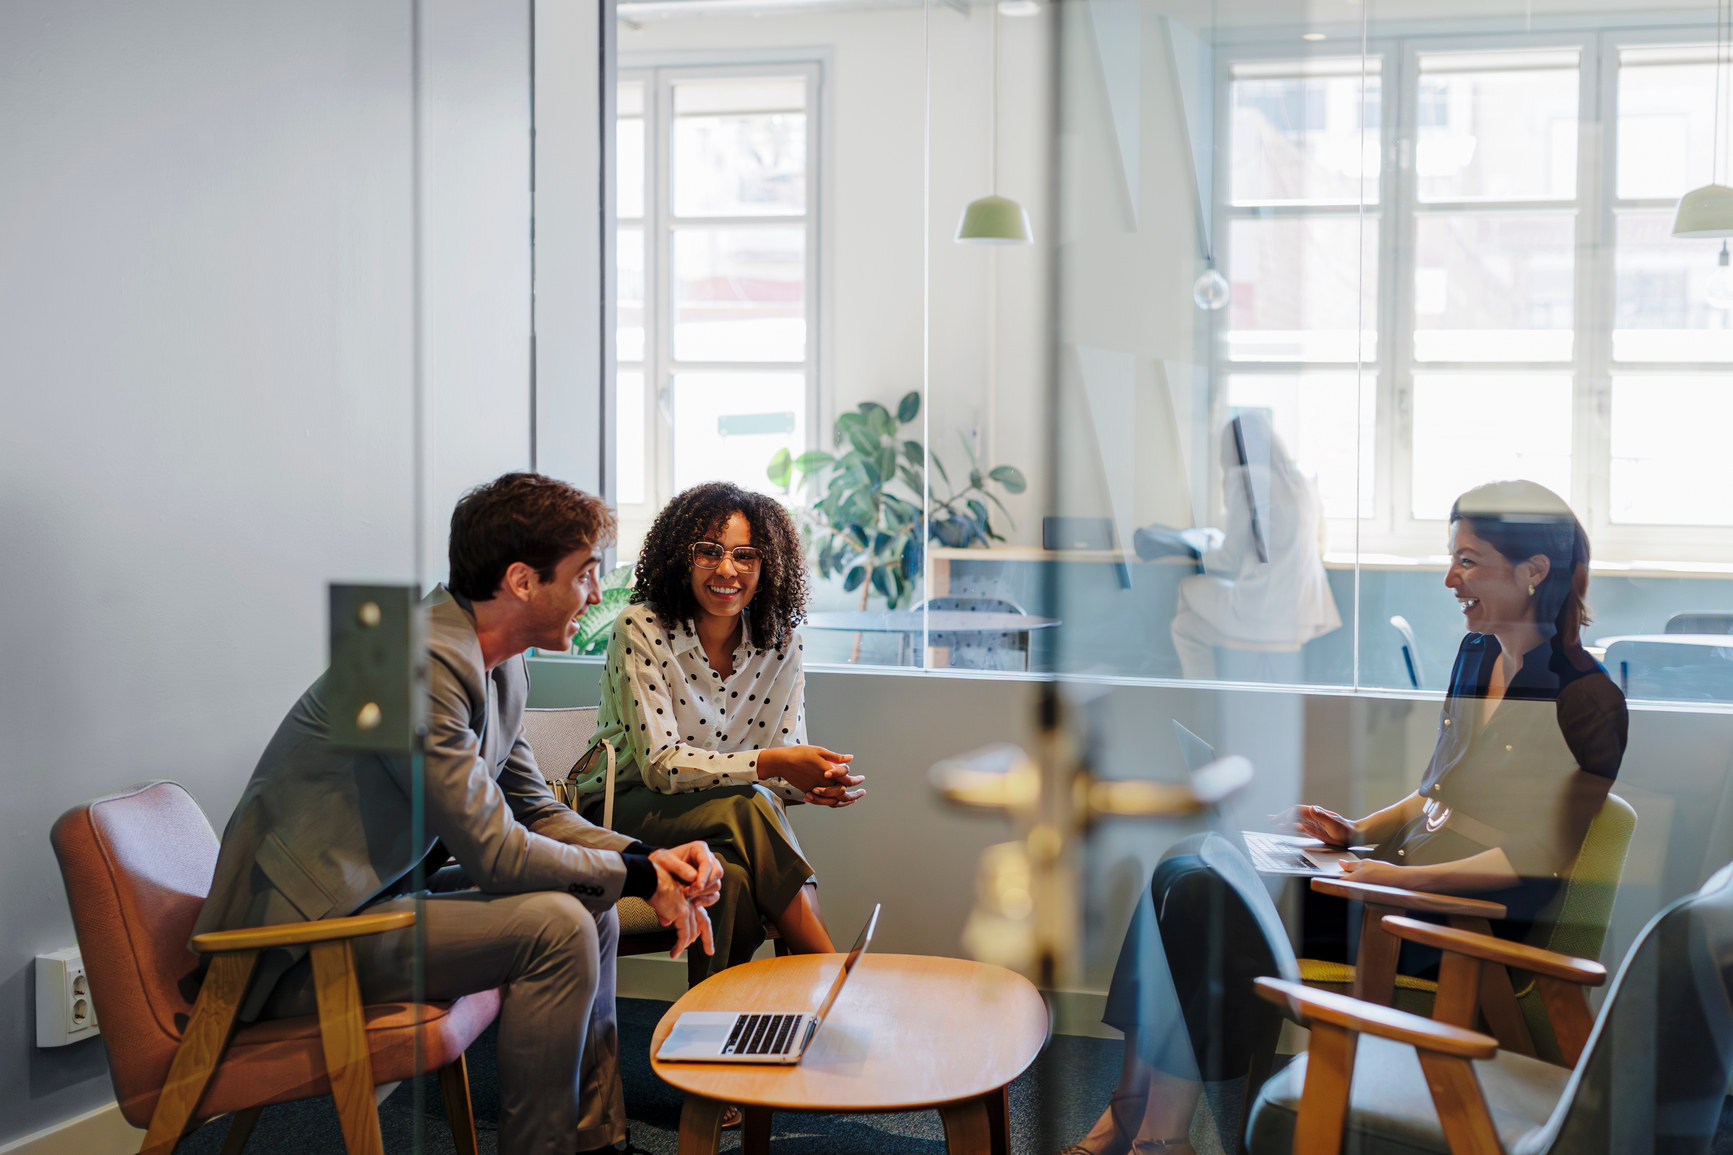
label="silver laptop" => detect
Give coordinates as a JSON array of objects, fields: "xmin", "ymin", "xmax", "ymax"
[
  {"xmin": 1170, "ymin": 721, "xmax": 1360, "ymax": 878},
  {"xmin": 656, "ymin": 904, "xmax": 880, "ymax": 1064}
]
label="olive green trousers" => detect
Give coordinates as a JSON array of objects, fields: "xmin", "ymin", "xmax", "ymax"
[{"xmin": 587, "ymin": 783, "xmax": 815, "ymax": 987}]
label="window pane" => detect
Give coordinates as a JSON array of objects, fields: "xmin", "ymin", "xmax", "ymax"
[
  {"xmin": 1611, "ymin": 375, "xmax": 1733, "ymax": 525},
  {"xmin": 672, "ymin": 78, "xmax": 806, "ymax": 218},
  {"xmin": 1617, "ymin": 46, "xmax": 1725, "ymax": 201},
  {"xmin": 618, "ymin": 226, "xmax": 644, "ymax": 363},
  {"xmin": 1415, "ymin": 51, "xmax": 1579, "ymax": 202},
  {"xmin": 1613, "ymin": 210, "xmax": 1733, "ymax": 362},
  {"xmin": 1410, "ymin": 373, "xmax": 1572, "ymax": 519},
  {"xmin": 1229, "ymin": 60, "xmax": 1381, "ymax": 206},
  {"xmin": 617, "ymin": 115, "xmax": 645, "ymax": 220},
  {"xmin": 672, "ymin": 372, "xmax": 805, "ymax": 495},
  {"xmin": 1226, "ymin": 373, "xmax": 1375, "ymax": 519},
  {"xmin": 1226, "ymin": 215, "xmax": 1378, "ymax": 362},
  {"xmin": 616, "ymin": 370, "xmax": 646, "ymax": 505},
  {"xmin": 672, "ymin": 227, "xmax": 805, "ymax": 362},
  {"xmin": 618, "ymin": 79, "xmax": 645, "ymax": 117},
  {"xmin": 1413, "ymin": 212, "xmax": 1575, "ymax": 362}
]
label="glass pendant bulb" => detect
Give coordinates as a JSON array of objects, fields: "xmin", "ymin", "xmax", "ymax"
[
  {"xmin": 1708, "ymin": 243, "xmax": 1733, "ymax": 308},
  {"xmin": 1193, "ymin": 267, "xmax": 1231, "ymax": 310}
]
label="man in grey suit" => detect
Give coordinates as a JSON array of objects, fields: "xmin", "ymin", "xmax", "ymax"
[{"xmin": 195, "ymin": 473, "xmax": 722, "ymax": 1155}]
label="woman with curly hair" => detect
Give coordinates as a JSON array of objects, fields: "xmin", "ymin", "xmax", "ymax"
[{"xmin": 575, "ymin": 482, "xmax": 865, "ymax": 989}]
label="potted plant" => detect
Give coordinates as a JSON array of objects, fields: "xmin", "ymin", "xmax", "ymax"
[{"xmin": 768, "ymin": 391, "xmax": 1026, "ymax": 615}]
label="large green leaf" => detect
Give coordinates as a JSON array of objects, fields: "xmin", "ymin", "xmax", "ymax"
[
  {"xmin": 843, "ymin": 565, "xmax": 867, "ymax": 592},
  {"xmin": 929, "ymin": 452, "xmax": 950, "ymax": 484},
  {"xmin": 898, "ymin": 464, "xmax": 923, "ymax": 495},
  {"xmin": 896, "ymin": 390, "xmax": 920, "ymax": 423},
  {"xmin": 862, "ymin": 402, "xmax": 896, "ymax": 439},
  {"xmin": 860, "ymin": 455, "xmax": 883, "ymax": 487},
  {"xmin": 902, "ymin": 440, "xmax": 924, "ymax": 467},
  {"xmin": 847, "ymin": 427, "xmax": 880, "ymax": 459},
  {"xmin": 767, "ymin": 447, "xmax": 792, "ymax": 488},
  {"xmin": 989, "ymin": 464, "xmax": 1027, "ymax": 493},
  {"xmin": 871, "ymin": 566, "xmax": 892, "ymax": 596},
  {"xmin": 834, "ymin": 411, "xmax": 866, "ymax": 448},
  {"xmin": 795, "ymin": 450, "xmax": 835, "ymax": 474},
  {"xmin": 878, "ymin": 446, "xmax": 898, "ymax": 483}
]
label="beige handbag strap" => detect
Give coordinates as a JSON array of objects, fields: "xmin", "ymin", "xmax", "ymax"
[{"xmin": 599, "ymin": 740, "xmax": 617, "ymax": 831}]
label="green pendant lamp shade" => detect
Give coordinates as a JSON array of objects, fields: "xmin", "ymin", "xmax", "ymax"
[
  {"xmin": 956, "ymin": 195, "xmax": 1033, "ymax": 244},
  {"xmin": 1673, "ymin": 183, "xmax": 1733, "ymax": 237}
]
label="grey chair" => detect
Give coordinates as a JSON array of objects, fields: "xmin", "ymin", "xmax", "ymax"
[
  {"xmin": 520, "ymin": 707, "xmax": 782, "ymax": 960},
  {"xmin": 1665, "ymin": 611, "xmax": 1733, "ymax": 634},
  {"xmin": 1245, "ymin": 861, "xmax": 1733, "ymax": 1154},
  {"xmin": 908, "ymin": 595, "xmax": 1030, "ymax": 671}
]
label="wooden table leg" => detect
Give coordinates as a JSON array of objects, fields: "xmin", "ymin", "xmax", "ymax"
[
  {"xmin": 742, "ymin": 1105, "xmax": 773, "ymax": 1155},
  {"xmin": 985, "ymin": 1085, "xmax": 1010, "ymax": 1155},
  {"xmin": 677, "ymin": 1095, "xmax": 729, "ymax": 1155},
  {"xmin": 939, "ymin": 1095, "xmax": 994, "ymax": 1155}
]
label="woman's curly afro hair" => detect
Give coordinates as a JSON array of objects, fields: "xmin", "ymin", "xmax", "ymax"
[{"xmin": 631, "ymin": 482, "xmax": 809, "ymax": 651}]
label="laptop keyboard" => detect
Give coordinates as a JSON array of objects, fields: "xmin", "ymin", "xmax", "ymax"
[
  {"xmin": 723, "ymin": 1013, "xmax": 804, "ymax": 1056},
  {"xmin": 1253, "ymin": 847, "xmax": 1325, "ymax": 872}
]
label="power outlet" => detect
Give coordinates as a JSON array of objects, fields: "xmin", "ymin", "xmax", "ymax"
[{"xmin": 36, "ymin": 946, "xmax": 99, "ymax": 1047}]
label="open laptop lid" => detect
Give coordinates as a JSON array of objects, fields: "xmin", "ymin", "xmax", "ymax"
[{"xmin": 810, "ymin": 903, "xmax": 880, "ymax": 1033}]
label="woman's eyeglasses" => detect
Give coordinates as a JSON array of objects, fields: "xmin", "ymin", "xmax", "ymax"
[{"xmin": 691, "ymin": 542, "xmax": 762, "ymax": 571}]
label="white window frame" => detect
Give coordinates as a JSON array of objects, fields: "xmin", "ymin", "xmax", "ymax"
[
  {"xmin": 614, "ymin": 61, "xmax": 822, "ymax": 548},
  {"xmin": 1217, "ymin": 23, "xmax": 1733, "ymax": 564}
]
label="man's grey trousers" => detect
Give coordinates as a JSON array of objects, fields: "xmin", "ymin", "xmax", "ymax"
[{"xmin": 262, "ymin": 879, "xmax": 626, "ymax": 1154}]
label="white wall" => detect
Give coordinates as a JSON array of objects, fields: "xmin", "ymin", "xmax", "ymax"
[
  {"xmin": 0, "ymin": 0, "xmax": 535, "ymax": 1141},
  {"xmin": 617, "ymin": 1, "xmax": 1052, "ymax": 548}
]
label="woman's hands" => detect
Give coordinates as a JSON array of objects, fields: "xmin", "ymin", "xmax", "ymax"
[
  {"xmin": 1269, "ymin": 804, "xmax": 1358, "ymax": 847},
  {"xmin": 756, "ymin": 745, "xmax": 866, "ymax": 808},
  {"xmin": 646, "ymin": 841, "xmax": 724, "ymax": 959},
  {"xmin": 1335, "ymin": 857, "xmax": 1406, "ymax": 886}
]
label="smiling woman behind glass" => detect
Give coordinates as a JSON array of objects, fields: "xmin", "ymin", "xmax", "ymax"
[
  {"xmin": 574, "ymin": 482, "xmax": 863, "ymax": 991},
  {"xmin": 1276, "ymin": 479, "xmax": 1628, "ymax": 963}
]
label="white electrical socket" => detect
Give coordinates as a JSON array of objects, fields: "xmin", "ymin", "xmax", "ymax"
[{"xmin": 36, "ymin": 946, "xmax": 99, "ymax": 1047}]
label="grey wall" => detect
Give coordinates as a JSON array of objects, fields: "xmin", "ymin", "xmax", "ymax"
[
  {"xmin": 0, "ymin": 0, "xmax": 535, "ymax": 1140},
  {"xmin": 529, "ymin": 657, "xmax": 1733, "ymax": 996}
]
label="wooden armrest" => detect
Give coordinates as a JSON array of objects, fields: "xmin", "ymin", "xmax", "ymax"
[
  {"xmin": 1380, "ymin": 916, "xmax": 1607, "ymax": 986},
  {"xmin": 1310, "ymin": 876, "xmax": 1507, "ymax": 919},
  {"xmin": 191, "ymin": 911, "xmax": 416, "ymax": 954},
  {"xmin": 1253, "ymin": 977, "xmax": 1498, "ymax": 1059}
]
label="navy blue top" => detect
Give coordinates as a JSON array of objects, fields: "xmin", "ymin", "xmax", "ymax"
[{"xmin": 1373, "ymin": 632, "xmax": 1627, "ymax": 930}]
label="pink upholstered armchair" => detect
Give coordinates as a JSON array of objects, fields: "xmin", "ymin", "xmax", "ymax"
[{"xmin": 50, "ymin": 780, "xmax": 499, "ymax": 1155}]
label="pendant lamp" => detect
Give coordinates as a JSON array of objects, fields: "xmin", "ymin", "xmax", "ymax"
[
  {"xmin": 1674, "ymin": 0, "xmax": 1733, "ymax": 249},
  {"xmin": 957, "ymin": 2, "xmax": 1033, "ymax": 244}
]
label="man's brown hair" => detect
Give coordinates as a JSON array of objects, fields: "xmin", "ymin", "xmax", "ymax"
[{"xmin": 448, "ymin": 472, "xmax": 616, "ymax": 600}]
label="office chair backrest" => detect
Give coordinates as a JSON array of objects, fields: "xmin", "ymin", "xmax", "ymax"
[
  {"xmin": 1152, "ymin": 833, "xmax": 1300, "ymax": 1086},
  {"xmin": 522, "ymin": 706, "xmax": 600, "ymax": 781},
  {"xmin": 1529, "ymin": 862, "xmax": 1733, "ymax": 1153},
  {"xmin": 49, "ymin": 781, "xmax": 220, "ymax": 1124},
  {"xmin": 1664, "ymin": 612, "xmax": 1733, "ymax": 635}
]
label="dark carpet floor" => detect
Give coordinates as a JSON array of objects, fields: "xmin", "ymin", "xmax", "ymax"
[{"xmin": 174, "ymin": 997, "xmax": 1123, "ymax": 1154}]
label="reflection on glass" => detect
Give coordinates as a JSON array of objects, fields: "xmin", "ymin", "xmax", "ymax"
[
  {"xmin": 618, "ymin": 115, "xmax": 646, "ymax": 220},
  {"xmin": 1226, "ymin": 216, "xmax": 1378, "ymax": 362},
  {"xmin": 1410, "ymin": 373, "xmax": 1572, "ymax": 519},
  {"xmin": 671, "ymin": 77, "xmax": 806, "ymax": 218},
  {"xmin": 1611, "ymin": 375, "xmax": 1733, "ymax": 525},
  {"xmin": 618, "ymin": 226, "xmax": 645, "ymax": 363},
  {"xmin": 1613, "ymin": 211, "xmax": 1733, "ymax": 362},
  {"xmin": 1226, "ymin": 373, "xmax": 1375, "ymax": 519},
  {"xmin": 1413, "ymin": 212, "xmax": 1575, "ymax": 362},
  {"xmin": 1617, "ymin": 45, "xmax": 1728, "ymax": 201},
  {"xmin": 671, "ymin": 371, "xmax": 805, "ymax": 494},
  {"xmin": 1415, "ymin": 50, "xmax": 1579, "ymax": 202},
  {"xmin": 1230, "ymin": 59, "xmax": 1381, "ymax": 206},
  {"xmin": 672, "ymin": 227, "xmax": 805, "ymax": 362},
  {"xmin": 616, "ymin": 370, "xmax": 646, "ymax": 505}
]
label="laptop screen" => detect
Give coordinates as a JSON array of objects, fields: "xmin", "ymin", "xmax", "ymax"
[{"xmin": 810, "ymin": 903, "xmax": 879, "ymax": 1028}]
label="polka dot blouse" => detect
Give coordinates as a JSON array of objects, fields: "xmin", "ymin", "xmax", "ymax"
[{"xmin": 578, "ymin": 604, "xmax": 809, "ymax": 801}]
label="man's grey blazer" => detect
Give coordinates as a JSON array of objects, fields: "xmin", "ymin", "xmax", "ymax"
[{"xmin": 194, "ymin": 586, "xmax": 636, "ymax": 1019}]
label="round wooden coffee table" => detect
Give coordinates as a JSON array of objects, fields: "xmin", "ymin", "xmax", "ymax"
[{"xmin": 650, "ymin": 953, "xmax": 1049, "ymax": 1155}]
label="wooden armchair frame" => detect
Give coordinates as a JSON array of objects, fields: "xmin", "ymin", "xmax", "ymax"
[
  {"xmin": 1256, "ymin": 922, "xmax": 1607, "ymax": 1154},
  {"xmin": 144, "ymin": 909, "xmax": 476, "ymax": 1155},
  {"xmin": 1379, "ymin": 915, "xmax": 1606, "ymax": 1067},
  {"xmin": 1254, "ymin": 977, "xmax": 1503, "ymax": 1155},
  {"xmin": 1308, "ymin": 877, "xmax": 1541, "ymax": 1057}
]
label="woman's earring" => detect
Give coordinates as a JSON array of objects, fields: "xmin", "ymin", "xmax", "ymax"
[{"xmin": 1528, "ymin": 584, "xmax": 1536, "ymax": 596}]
